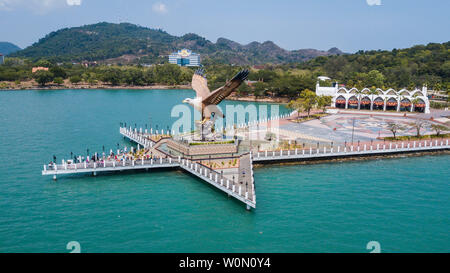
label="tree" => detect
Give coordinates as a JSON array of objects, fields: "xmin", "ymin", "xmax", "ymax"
[
  {"xmin": 53, "ymin": 77, "xmax": 64, "ymax": 85},
  {"xmin": 265, "ymin": 132, "xmax": 276, "ymax": 141},
  {"xmin": 387, "ymin": 122, "xmax": 402, "ymax": 139},
  {"xmin": 35, "ymin": 59, "xmax": 52, "ymax": 68},
  {"xmin": 410, "ymin": 120, "xmax": 425, "ymax": 137},
  {"xmin": 287, "ymin": 98, "xmax": 304, "ymax": 118},
  {"xmin": 101, "ymin": 67, "xmax": 122, "ymax": 85},
  {"xmin": 33, "ymin": 70, "xmax": 54, "ymax": 86},
  {"xmin": 69, "ymin": 75, "xmax": 82, "ymax": 85},
  {"xmin": 431, "ymin": 124, "xmax": 447, "ymax": 136},
  {"xmin": 366, "ymin": 70, "xmax": 385, "ymax": 88},
  {"xmin": 298, "ymin": 89, "xmax": 318, "ymax": 118},
  {"xmin": 252, "ymin": 81, "xmax": 267, "ymax": 99},
  {"xmin": 317, "ymin": 95, "xmax": 332, "ymax": 113},
  {"xmin": 236, "ymin": 83, "xmax": 250, "ymax": 97},
  {"xmin": 49, "ymin": 66, "xmax": 67, "ymax": 79}
]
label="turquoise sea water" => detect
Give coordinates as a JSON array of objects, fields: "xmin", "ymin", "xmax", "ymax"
[{"xmin": 0, "ymin": 89, "xmax": 449, "ymax": 253}]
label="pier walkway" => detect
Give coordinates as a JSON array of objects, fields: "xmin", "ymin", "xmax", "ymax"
[
  {"xmin": 119, "ymin": 127, "xmax": 155, "ymax": 148},
  {"xmin": 42, "ymin": 158, "xmax": 179, "ymax": 177},
  {"xmin": 42, "ymin": 156, "xmax": 256, "ymax": 209},
  {"xmin": 253, "ymin": 139, "xmax": 450, "ymax": 162},
  {"xmin": 178, "ymin": 157, "xmax": 256, "ymax": 209},
  {"xmin": 42, "ymin": 126, "xmax": 448, "ymax": 210}
]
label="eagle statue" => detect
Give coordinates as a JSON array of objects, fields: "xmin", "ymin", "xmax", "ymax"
[{"xmin": 183, "ymin": 68, "xmax": 249, "ymax": 123}]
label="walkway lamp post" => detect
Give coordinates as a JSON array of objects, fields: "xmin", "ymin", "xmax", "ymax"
[{"xmin": 87, "ymin": 149, "xmax": 89, "ymax": 157}]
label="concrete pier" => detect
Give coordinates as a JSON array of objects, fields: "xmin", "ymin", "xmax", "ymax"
[
  {"xmin": 253, "ymin": 139, "xmax": 449, "ymax": 163},
  {"xmin": 179, "ymin": 157, "xmax": 256, "ymax": 209},
  {"xmin": 42, "ymin": 126, "xmax": 449, "ymax": 211},
  {"xmin": 42, "ymin": 158, "xmax": 179, "ymax": 176}
]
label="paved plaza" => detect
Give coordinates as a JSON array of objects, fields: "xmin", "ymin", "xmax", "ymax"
[{"xmin": 278, "ymin": 111, "xmax": 449, "ymax": 144}]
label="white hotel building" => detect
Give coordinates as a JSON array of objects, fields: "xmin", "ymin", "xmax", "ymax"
[
  {"xmin": 168, "ymin": 49, "xmax": 201, "ymax": 67},
  {"xmin": 315, "ymin": 79, "xmax": 430, "ymax": 114}
]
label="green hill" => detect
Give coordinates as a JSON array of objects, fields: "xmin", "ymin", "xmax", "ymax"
[
  {"xmin": 11, "ymin": 22, "xmax": 342, "ymax": 64},
  {"xmin": 299, "ymin": 41, "xmax": 450, "ymax": 89},
  {"xmin": 0, "ymin": 42, "xmax": 21, "ymax": 55}
]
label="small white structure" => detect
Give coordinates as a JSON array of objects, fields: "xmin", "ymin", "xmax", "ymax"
[{"xmin": 316, "ymin": 79, "xmax": 430, "ymax": 113}]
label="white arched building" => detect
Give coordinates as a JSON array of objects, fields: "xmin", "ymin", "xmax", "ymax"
[{"xmin": 316, "ymin": 81, "xmax": 430, "ymax": 114}]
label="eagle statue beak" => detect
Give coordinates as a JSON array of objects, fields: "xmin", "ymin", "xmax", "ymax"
[{"xmin": 182, "ymin": 99, "xmax": 188, "ymax": 103}]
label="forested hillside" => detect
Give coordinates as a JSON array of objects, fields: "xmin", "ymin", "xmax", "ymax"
[
  {"xmin": 10, "ymin": 22, "xmax": 341, "ymax": 65},
  {"xmin": 299, "ymin": 41, "xmax": 450, "ymax": 90}
]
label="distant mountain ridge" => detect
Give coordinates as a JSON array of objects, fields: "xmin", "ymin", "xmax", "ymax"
[
  {"xmin": 0, "ymin": 42, "xmax": 21, "ymax": 55},
  {"xmin": 11, "ymin": 22, "xmax": 343, "ymax": 64}
]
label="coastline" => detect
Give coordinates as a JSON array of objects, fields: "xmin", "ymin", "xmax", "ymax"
[
  {"xmin": 0, "ymin": 82, "xmax": 288, "ymax": 103},
  {"xmin": 0, "ymin": 82, "xmax": 192, "ymax": 91}
]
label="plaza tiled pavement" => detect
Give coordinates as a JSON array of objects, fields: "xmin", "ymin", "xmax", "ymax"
[{"xmin": 279, "ymin": 112, "xmax": 446, "ymax": 144}]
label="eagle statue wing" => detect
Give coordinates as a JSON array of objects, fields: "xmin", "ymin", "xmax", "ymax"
[
  {"xmin": 202, "ymin": 69, "xmax": 249, "ymax": 106},
  {"xmin": 191, "ymin": 68, "xmax": 210, "ymax": 99}
]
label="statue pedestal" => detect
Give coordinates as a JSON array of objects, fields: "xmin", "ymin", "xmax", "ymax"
[{"xmin": 194, "ymin": 120, "xmax": 222, "ymax": 141}]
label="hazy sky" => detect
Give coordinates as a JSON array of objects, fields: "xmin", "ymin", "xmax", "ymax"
[{"xmin": 0, "ymin": 0, "xmax": 449, "ymax": 53}]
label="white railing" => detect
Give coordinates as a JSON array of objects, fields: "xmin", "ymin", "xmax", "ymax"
[
  {"xmin": 178, "ymin": 157, "xmax": 255, "ymax": 207},
  {"xmin": 43, "ymin": 157, "xmax": 178, "ymax": 174},
  {"xmin": 254, "ymin": 139, "xmax": 450, "ymax": 162}
]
